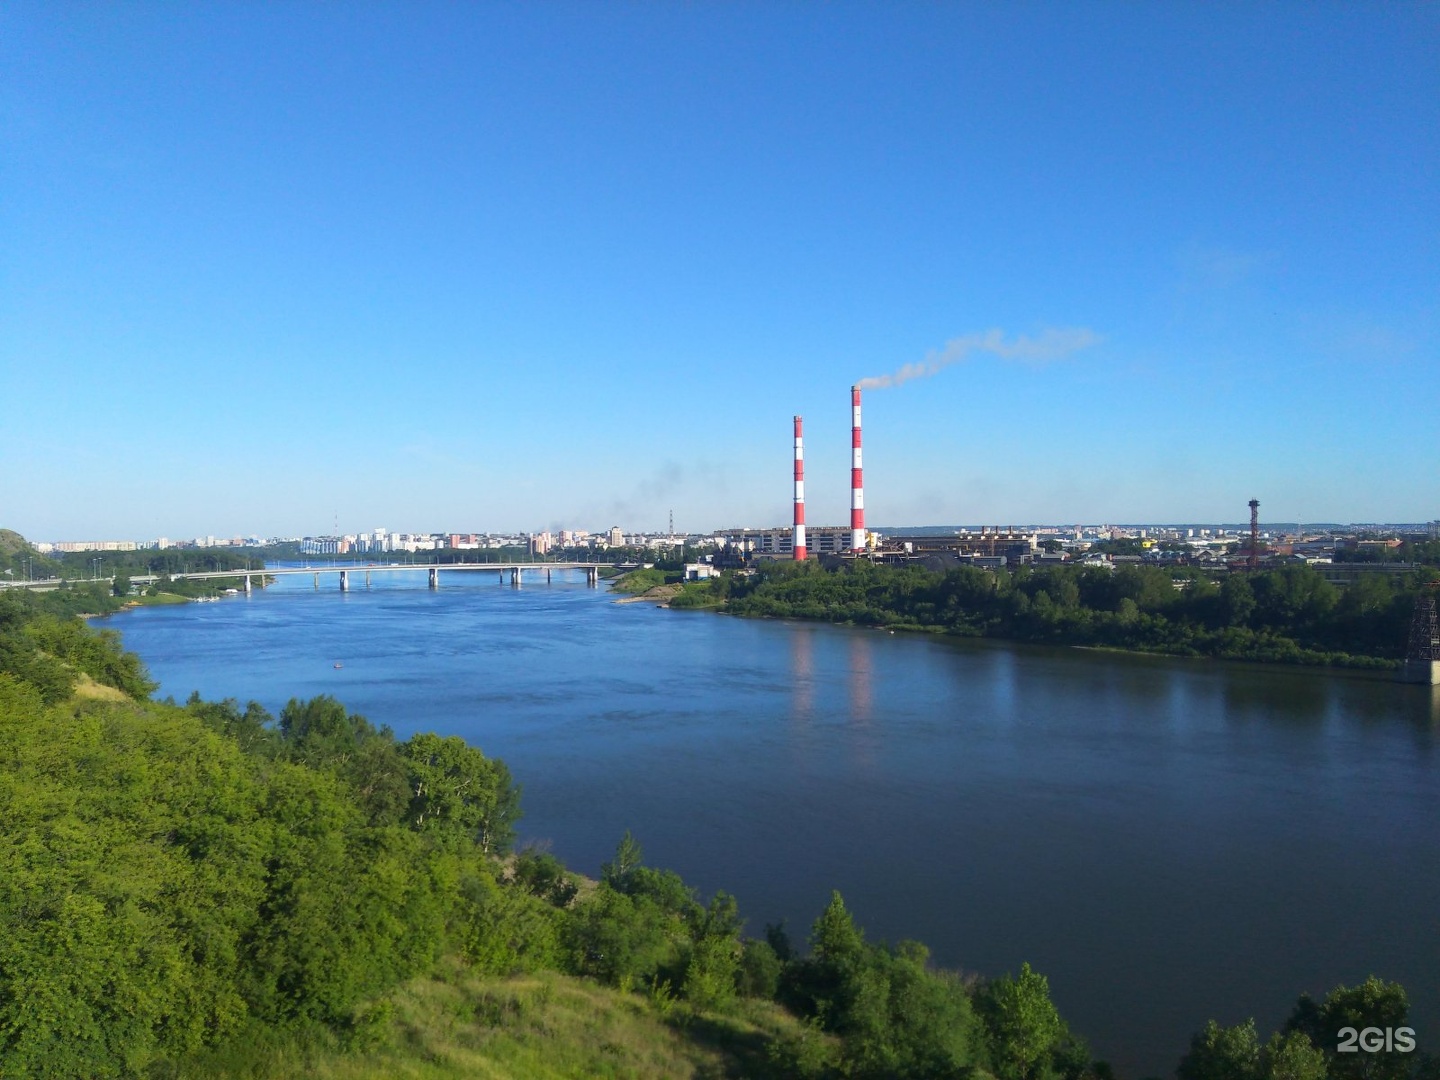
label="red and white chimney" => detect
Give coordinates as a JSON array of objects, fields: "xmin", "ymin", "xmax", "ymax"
[
  {"xmin": 793, "ymin": 415, "xmax": 806, "ymax": 561},
  {"xmin": 850, "ymin": 385, "xmax": 865, "ymax": 551}
]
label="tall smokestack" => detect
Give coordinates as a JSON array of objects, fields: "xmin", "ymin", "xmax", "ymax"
[
  {"xmin": 851, "ymin": 385, "xmax": 865, "ymax": 551},
  {"xmin": 1248, "ymin": 499, "xmax": 1260, "ymax": 572},
  {"xmin": 793, "ymin": 415, "xmax": 807, "ymax": 561}
]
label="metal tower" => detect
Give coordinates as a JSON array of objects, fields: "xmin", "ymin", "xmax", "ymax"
[
  {"xmin": 1408, "ymin": 587, "xmax": 1440, "ymax": 662},
  {"xmin": 1248, "ymin": 499, "xmax": 1260, "ymax": 571}
]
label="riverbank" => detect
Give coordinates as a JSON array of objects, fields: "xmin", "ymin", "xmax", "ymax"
[{"xmin": 685, "ymin": 561, "xmax": 1418, "ymax": 673}]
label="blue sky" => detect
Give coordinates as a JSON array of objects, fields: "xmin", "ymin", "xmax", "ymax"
[{"xmin": 3, "ymin": 3, "xmax": 1436, "ymax": 539}]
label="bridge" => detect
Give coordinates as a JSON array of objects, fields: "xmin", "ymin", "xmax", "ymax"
[{"xmin": 2, "ymin": 563, "xmax": 614, "ymax": 592}]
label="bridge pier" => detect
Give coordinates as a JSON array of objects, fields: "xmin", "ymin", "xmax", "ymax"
[
  {"xmin": 1402, "ymin": 660, "xmax": 1440, "ymax": 685},
  {"xmin": 339, "ymin": 570, "xmax": 349, "ymax": 592},
  {"xmin": 546, "ymin": 568, "xmax": 551, "ymax": 584},
  {"xmin": 244, "ymin": 574, "xmax": 252, "ymax": 594},
  {"xmin": 365, "ymin": 570, "xmax": 371, "ymax": 588},
  {"xmin": 586, "ymin": 566, "xmax": 599, "ymax": 587},
  {"xmin": 511, "ymin": 567, "xmax": 522, "ymax": 588},
  {"xmin": 429, "ymin": 567, "xmax": 439, "ymax": 589},
  {"xmin": 314, "ymin": 573, "xmax": 319, "ymax": 590}
]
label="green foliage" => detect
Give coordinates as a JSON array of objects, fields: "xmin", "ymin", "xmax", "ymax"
[
  {"xmin": 1293, "ymin": 976, "xmax": 1411, "ymax": 1080},
  {"xmin": 399, "ymin": 732, "xmax": 520, "ymax": 854},
  {"xmin": 1180, "ymin": 977, "xmax": 1413, "ymax": 1080},
  {"xmin": 564, "ymin": 885, "xmax": 679, "ymax": 989},
  {"xmin": 612, "ymin": 567, "xmax": 669, "ymax": 593},
  {"xmin": 668, "ymin": 578, "xmax": 727, "ymax": 608},
  {"xmin": 0, "ymin": 590, "xmax": 155, "ymax": 702},
  {"xmin": 782, "ymin": 891, "xmax": 982, "ymax": 1078},
  {"xmin": 24, "ymin": 613, "xmax": 156, "ymax": 698},
  {"xmin": 511, "ymin": 847, "xmax": 580, "ymax": 907},
  {"xmin": 0, "ymin": 529, "xmax": 62, "ymax": 581},
  {"xmin": 977, "ymin": 961, "xmax": 1068, "ymax": 1080},
  {"xmin": 1263, "ymin": 1030, "xmax": 1328, "ymax": 1080},
  {"xmin": 738, "ymin": 939, "xmax": 784, "ymax": 1000},
  {"xmin": 454, "ymin": 860, "xmax": 564, "ymax": 975},
  {"xmin": 51, "ymin": 546, "xmax": 257, "ymax": 581},
  {"xmin": 681, "ymin": 892, "xmax": 743, "ymax": 1011},
  {"xmin": 602, "ymin": 828, "xmax": 646, "ymax": 890},
  {"xmin": 721, "ymin": 559, "xmax": 1416, "ymax": 667},
  {"xmin": 1177, "ymin": 1018, "xmax": 1262, "ymax": 1080}
]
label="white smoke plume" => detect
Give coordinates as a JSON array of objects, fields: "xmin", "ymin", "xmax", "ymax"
[{"xmin": 857, "ymin": 327, "xmax": 1101, "ymax": 390}]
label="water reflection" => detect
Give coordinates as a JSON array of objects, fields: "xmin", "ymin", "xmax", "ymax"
[
  {"xmin": 791, "ymin": 628, "xmax": 814, "ymax": 723},
  {"xmin": 847, "ymin": 632, "xmax": 873, "ymax": 724},
  {"xmin": 1221, "ymin": 668, "xmax": 1331, "ymax": 723}
]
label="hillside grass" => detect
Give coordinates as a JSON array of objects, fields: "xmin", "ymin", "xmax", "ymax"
[
  {"xmin": 667, "ymin": 581, "xmax": 725, "ymax": 609},
  {"xmin": 611, "ymin": 568, "xmax": 670, "ymax": 593},
  {"xmin": 71, "ymin": 670, "xmax": 131, "ymax": 701},
  {"xmin": 166, "ymin": 958, "xmax": 830, "ymax": 1079},
  {"xmin": 128, "ymin": 591, "xmax": 192, "ymax": 606}
]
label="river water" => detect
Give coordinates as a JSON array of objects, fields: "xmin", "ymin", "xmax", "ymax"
[{"xmin": 107, "ymin": 568, "xmax": 1440, "ymax": 1075}]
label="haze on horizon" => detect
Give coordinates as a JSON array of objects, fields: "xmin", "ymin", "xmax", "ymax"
[{"xmin": 2, "ymin": 3, "xmax": 1436, "ymax": 540}]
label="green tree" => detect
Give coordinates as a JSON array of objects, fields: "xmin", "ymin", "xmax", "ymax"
[
  {"xmin": 1217, "ymin": 574, "xmax": 1257, "ymax": 627},
  {"xmin": 811, "ymin": 890, "xmax": 865, "ymax": 967},
  {"xmin": 1176, "ymin": 1019, "xmax": 1261, "ymax": 1080},
  {"xmin": 1311, "ymin": 977, "xmax": 1410, "ymax": 1080},
  {"xmin": 601, "ymin": 829, "xmax": 645, "ymax": 892},
  {"xmin": 399, "ymin": 732, "xmax": 520, "ymax": 854},
  {"xmin": 978, "ymin": 962, "xmax": 1066, "ymax": 1080},
  {"xmin": 1262, "ymin": 1030, "xmax": 1327, "ymax": 1080},
  {"xmin": 737, "ymin": 938, "xmax": 783, "ymax": 999},
  {"xmin": 511, "ymin": 848, "xmax": 579, "ymax": 907}
]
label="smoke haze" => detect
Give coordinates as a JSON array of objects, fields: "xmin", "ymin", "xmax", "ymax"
[{"xmin": 858, "ymin": 327, "xmax": 1101, "ymax": 390}]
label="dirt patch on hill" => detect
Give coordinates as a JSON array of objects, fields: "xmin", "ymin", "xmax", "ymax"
[{"xmin": 612, "ymin": 584, "xmax": 683, "ymax": 606}]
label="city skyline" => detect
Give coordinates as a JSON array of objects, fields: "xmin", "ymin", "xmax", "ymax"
[{"xmin": 3, "ymin": 4, "xmax": 1436, "ymax": 537}]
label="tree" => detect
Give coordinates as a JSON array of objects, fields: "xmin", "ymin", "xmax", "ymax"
[
  {"xmin": 511, "ymin": 848, "xmax": 579, "ymax": 907},
  {"xmin": 810, "ymin": 890, "xmax": 865, "ymax": 967},
  {"xmin": 978, "ymin": 962, "xmax": 1066, "ymax": 1080},
  {"xmin": 1217, "ymin": 574, "xmax": 1256, "ymax": 627},
  {"xmin": 738, "ymin": 938, "xmax": 783, "ymax": 999},
  {"xmin": 1176, "ymin": 1019, "xmax": 1261, "ymax": 1080},
  {"xmin": 1312, "ymin": 976, "xmax": 1410, "ymax": 1080},
  {"xmin": 601, "ymin": 829, "xmax": 645, "ymax": 891},
  {"xmin": 399, "ymin": 732, "xmax": 519, "ymax": 854},
  {"xmin": 1263, "ymin": 1030, "xmax": 1327, "ymax": 1080}
]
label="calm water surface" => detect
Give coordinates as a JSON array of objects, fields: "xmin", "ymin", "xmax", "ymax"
[{"xmin": 109, "ymin": 569, "xmax": 1440, "ymax": 1076}]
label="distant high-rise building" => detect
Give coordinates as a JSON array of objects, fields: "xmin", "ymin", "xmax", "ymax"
[{"xmin": 609, "ymin": 526, "xmax": 624, "ymax": 547}]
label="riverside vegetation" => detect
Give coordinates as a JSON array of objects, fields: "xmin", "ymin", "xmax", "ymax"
[
  {"xmin": 0, "ymin": 542, "xmax": 1435, "ymax": 1077},
  {"xmin": 660, "ymin": 559, "xmax": 1432, "ymax": 669},
  {"xmin": 0, "ymin": 529, "xmax": 253, "ymax": 608}
]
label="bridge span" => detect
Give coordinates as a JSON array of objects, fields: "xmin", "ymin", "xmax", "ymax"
[
  {"xmin": 148, "ymin": 563, "xmax": 612, "ymax": 592},
  {"xmin": 1, "ymin": 563, "xmax": 616, "ymax": 593}
]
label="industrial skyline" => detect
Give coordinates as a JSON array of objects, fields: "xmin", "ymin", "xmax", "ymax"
[{"xmin": 3, "ymin": 4, "xmax": 1435, "ymax": 538}]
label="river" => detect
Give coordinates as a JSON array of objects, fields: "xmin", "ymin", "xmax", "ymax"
[{"xmin": 106, "ymin": 567, "xmax": 1440, "ymax": 1075}]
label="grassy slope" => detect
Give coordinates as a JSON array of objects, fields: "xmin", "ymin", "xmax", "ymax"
[
  {"xmin": 127, "ymin": 591, "xmax": 192, "ymax": 607},
  {"xmin": 172, "ymin": 959, "xmax": 830, "ymax": 1079},
  {"xmin": 610, "ymin": 568, "xmax": 668, "ymax": 593}
]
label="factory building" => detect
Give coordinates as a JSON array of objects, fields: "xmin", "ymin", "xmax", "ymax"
[
  {"xmin": 717, "ymin": 525, "xmax": 865, "ymax": 558},
  {"xmin": 872, "ymin": 530, "xmax": 1039, "ymax": 568}
]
